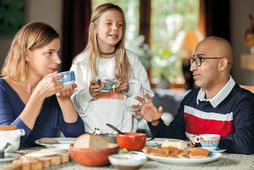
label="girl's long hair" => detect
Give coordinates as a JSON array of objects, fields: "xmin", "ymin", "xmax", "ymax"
[
  {"xmin": 75, "ymin": 3, "xmax": 130, "ymax": 79},
  {"xmin": 1, "ymin": 21, "xmax": 60, "ymax": 83}
]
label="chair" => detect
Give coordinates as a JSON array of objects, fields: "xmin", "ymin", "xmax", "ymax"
[{"xmin": 240, "ymin": 85, "xmax": 254, "ymax": 94}]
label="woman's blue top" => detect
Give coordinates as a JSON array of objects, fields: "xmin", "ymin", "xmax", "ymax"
[{"xmin": 0, "ymin": 79, "xmax": 85, "ymax": 148}]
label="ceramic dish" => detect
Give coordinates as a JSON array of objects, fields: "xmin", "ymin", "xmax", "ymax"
[
  {"xmin": 35, "ymin": 137, "xmax": 76, "ymax": 150},
  {"xmin": 145, "ymin": 152, "xmax": 222, "ymax": 165},
  {"xmin": 0, "ymin": 153, "xmax": 21, "ymax": 162},
  {"xmin": 210, "ymin": 147, "xmax": 226, "ymax": 153},
  {"xmin": 108, "ymin": 151, "xmax": 147, "ymax": 170}
]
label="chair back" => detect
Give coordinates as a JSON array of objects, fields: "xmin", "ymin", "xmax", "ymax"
[{"xmin": 240, "ymin": 85, "xmax": 254, "ymax": 94}]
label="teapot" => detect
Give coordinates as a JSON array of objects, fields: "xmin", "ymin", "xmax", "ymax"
[{"xmin": 0, "ymin": 125, "xmax": 25, "ymax": 153}]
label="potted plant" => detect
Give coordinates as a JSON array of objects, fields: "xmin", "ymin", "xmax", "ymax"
[{"xmin": 151, "ymin": 43, "xmax": 181, "ymax": 89}]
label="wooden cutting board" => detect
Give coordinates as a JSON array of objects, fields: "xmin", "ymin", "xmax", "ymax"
[{"xmin": 2, "ymin": 152, "xmax": 72, "ymax": 170}]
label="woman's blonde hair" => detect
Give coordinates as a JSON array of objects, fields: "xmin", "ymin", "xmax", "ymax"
[
  {"xmin": 76, "ymin": 3, "xmax": 130, "ymax": 79},
  {"xmin": 1, "ymin": 21, "xmax": 60, "ymax": 83}
]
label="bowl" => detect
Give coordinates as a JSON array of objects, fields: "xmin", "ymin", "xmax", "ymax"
[
  {"xmin": 108, "ymin": 152, "xmax": 147, "ymax": 170},
  {"xmin": 69, "ymin": 143, "xmax": 120, "ymax": 167},
  {"xmin": 101, "ymin": 134, "xmax": 117, "ymax": 144},
  {"xmin": 116, "ymin": 133, "xmax": 147, "ymax": 151}
]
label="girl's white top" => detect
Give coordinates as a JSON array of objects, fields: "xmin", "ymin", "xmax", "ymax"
[{"xmin": 70, "ymin": 49, "xmax": 154, "ymax": 134}]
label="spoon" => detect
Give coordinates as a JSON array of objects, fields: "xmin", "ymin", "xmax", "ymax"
[
  {"xmin": 1, "ymin": 143, "xmax": 11, "ymax": 152},
  {"xmin": 106, "ymin": 123, "xmax": 124, "ymax": 135},
  {"xmin": 0, "ymin": 143, "xmax": 11, "ymax": 159}
]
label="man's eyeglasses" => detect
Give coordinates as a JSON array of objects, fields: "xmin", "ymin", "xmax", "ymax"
[{"xmin": 190, "ymin": 54, "xmax": 229, "ymax": 67}]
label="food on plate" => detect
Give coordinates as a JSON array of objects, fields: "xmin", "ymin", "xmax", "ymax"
[
  {"xmin": 187, "ymin": 148, "xmax": 210, "ymax": 158},
  {"xmin": 73, "ymin": 134, "xmax": 109, "ymax": 149},
  {"xmin": 119, "ymin": 148, "xmax": 134, "ymax": 154},
  {"xmin": 143, "ymin": 146, "xmax": 210, "ymax": 159},
  {"xmin": 39, "ymin": 138, "xmax": 60, "ymax": 144},
  {"xmin": 161, "ymin": 139, "xmax": 187, "ymax": 149}
]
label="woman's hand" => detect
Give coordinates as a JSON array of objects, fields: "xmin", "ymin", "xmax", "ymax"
[
  {"xmin": 114, "ymin": 73, "xmax": 128, "ymax": 91},
  {"xmin": 132, "ymin": 93, "xmax": 163, "ymax": 126},
  {"xmin": 56, "ymin": 84, "xmax": 77, "ymax": 98},
  {"xmin": 35, "ymin": 72, "xmax": 64, "ymax": 99},
  {"xmin": 89, "ymin": 80, "xmax": 102, "ymax": 97}
]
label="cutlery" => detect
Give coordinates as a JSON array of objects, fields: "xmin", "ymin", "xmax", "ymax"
[
  {"xmin": 0, "ymin": 142, "xmax": 11, "ymax": 158},
  {"xmin": 147, "ymin": 137, "xmax": 155, "ymax": 141},
  {"xmin": 106, "ymin": 123, "xmax": 124, "ymax": 135}
]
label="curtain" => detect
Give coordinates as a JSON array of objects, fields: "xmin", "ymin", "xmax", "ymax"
[
  {"xmin": 61, "ymin": 0, "xmax": 92, "ymax": 71},
  {"xmin": 199, "ymin": 0, "xmax": 231, "ymax": 41}
]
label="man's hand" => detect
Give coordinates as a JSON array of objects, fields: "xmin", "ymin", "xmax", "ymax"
[
  {"xmin": 132, "ymin": 93, "xmax": 163, "ymax": 126},
  {"xmin": 189, "ymin": 135, "xmax": 197, "ymax": 147}
]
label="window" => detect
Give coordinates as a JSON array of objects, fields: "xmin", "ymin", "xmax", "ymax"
[{"xmin": 151, "ymin": 0, "xmax": 199, "ymax": 85}]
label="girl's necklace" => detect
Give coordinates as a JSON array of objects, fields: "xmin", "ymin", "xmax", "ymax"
[{"xmin": 100, "ymin": 48, "xmax": 116, "ymax": 55}]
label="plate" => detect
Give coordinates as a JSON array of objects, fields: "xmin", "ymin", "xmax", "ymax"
[
  {"xmin": 0, "ymin": 153, "xmax": 21, "ymax": 162},
  {"xmin": 145, "ymin": 152, "xmax": 222, "ymax": 165},
  {"xmin": 35, "ymin": 137, "xmax": 76, "ymax": 150},
  {"xmin": 145, "ymin": 138, "xmax": 187, "ymax": 147},
  {"xmin": 210, "ymin": 147, "xmax": 226, "ymax": 153}
]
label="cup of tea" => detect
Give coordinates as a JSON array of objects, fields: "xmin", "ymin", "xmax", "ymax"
[
  {"xmin": 194, "ymin": 134, "xmax": 220, "ymax": 150},
  {"xmin": 93, "ymin": 76, "xmax": 120, "ymax": 92},
  {"xmin": 57, "ymin": 71, "xmax": 75, "ymax": 87}
]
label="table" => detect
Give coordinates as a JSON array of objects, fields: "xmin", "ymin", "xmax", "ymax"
[{"xmin": 1, "ymin": 147, "xmax": 254, "ymax": 170}]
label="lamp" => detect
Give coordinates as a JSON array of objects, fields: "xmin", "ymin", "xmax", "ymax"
[{"xmin": 172, "ymin": 30, "xmax": 204, "ymax": 55}]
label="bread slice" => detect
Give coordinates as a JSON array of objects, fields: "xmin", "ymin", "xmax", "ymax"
[
  {"xmin": 73, "ymin": 134, "xmax": 109, "ymax": 149},
  {"xmin": 39, "ymin": 138, "xmax": 60, "ymax": 144},
  {"xmin": 188, "ymin": 148, "xmax": 210, "ymax": 158},
  {"xmin": 161, "ymin": 139, "xmax": 187, "ymax": 149}
]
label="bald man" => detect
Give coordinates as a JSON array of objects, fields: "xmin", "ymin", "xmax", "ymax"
[{"xmin": 133, "ymin": 36, "xmax": 254, "ymax": 154}]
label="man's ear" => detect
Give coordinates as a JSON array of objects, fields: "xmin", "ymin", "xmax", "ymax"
[
  {"xmin": 219, "ymin": 58, "xmax": 229, "ymax": 71},
  {"xmin": 25, "ymin": 49, "xmax": 31, "ymax": 62}
]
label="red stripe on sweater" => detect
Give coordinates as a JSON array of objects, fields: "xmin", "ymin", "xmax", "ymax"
[{"xmin": 184, "ymin": 112, "xmax": 234, "ymax": 137}]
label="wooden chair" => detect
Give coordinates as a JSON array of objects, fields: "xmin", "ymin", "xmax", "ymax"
[{"xmin": 240, "ymin": 85, "xmax": 254, "ymax": 94}]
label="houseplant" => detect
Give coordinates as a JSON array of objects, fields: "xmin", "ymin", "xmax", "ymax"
[{"xmin": 151, "ymin": 43, "xmax": 181, "ymax": 89}]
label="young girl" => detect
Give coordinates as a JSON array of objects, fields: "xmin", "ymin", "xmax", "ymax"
[{"xmin": 70, "ymin": 3, "xmax": 154, "ymax": 134}]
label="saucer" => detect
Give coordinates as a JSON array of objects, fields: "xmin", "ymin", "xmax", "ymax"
[
  {"xmin": 0, "ymin": 153, "xmax": 21, "ymax": 162},
  {"xmin": 210, "ymin": 147, "xmax": 226, "ymax": 153}
]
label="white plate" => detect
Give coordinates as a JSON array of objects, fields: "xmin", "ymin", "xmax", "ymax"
[
  {"xmin": 146, "ymin": 138, "xmax": 187, "ymax": 147},
  {"xmin": 35, "ymin": 137, "xmax": 76, "ymax": 150},
  {"xmin": 145, "ymin": 152, "xmax": 222, "ymax": 165},
  {"xmin": 0, "ymin": 153, "xmax": 21, "ymax": 162}
]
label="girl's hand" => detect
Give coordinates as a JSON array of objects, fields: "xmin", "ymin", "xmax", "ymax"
[
  {"xmin": 132, "ymin": 93, "xmax": 163, "ymax": 126},
  {"xmin": 56, "ymin": 84, "xmax": 77, "ymax": 98},
  {"xmin": 114, "ymin": 73, "xmax": 129, "ymax": 91},
  {"xmin": 89, "ymin": 80, "xmax": 102, "ymax": 97},
  {"xmin": 35, "ymin": 72, "xmax": 64, "ymax": 98}
]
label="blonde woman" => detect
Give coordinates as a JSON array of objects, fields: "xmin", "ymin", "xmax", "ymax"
[
  {"xmin": 0, "ymin": 22, "xmax": 85, "ymax": 148},
  {"xmin": 70, "ymin": 3, "xmax": 154, "ymax": 134}
]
